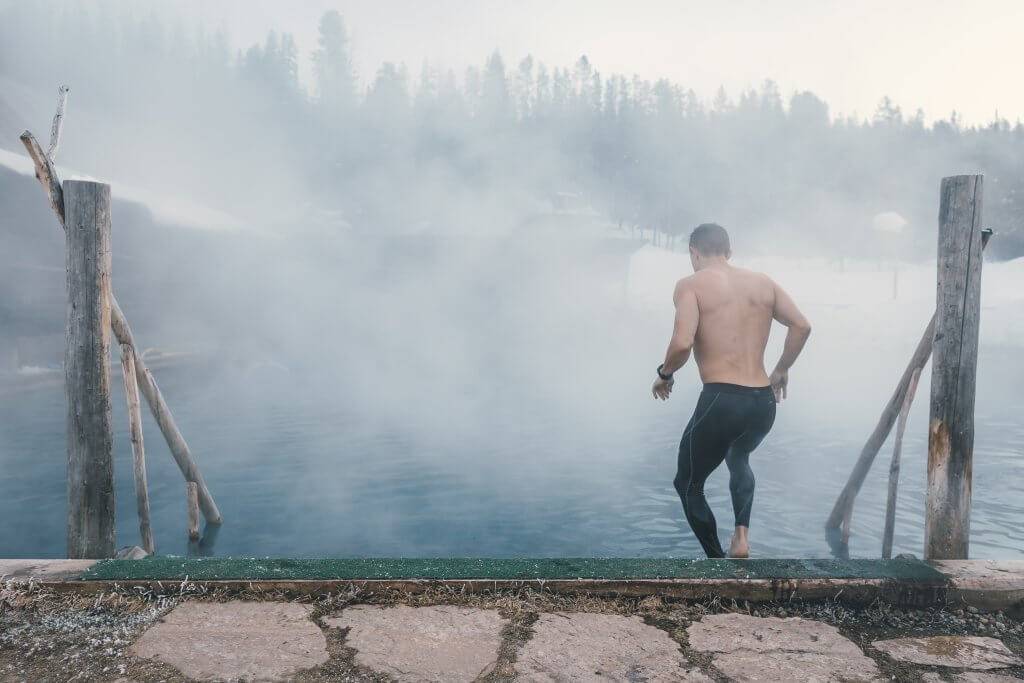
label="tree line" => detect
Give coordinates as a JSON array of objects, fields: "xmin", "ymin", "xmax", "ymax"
[{"xmin": 2, "ymin": 4, "xmax": 1022, "ymax": 259}]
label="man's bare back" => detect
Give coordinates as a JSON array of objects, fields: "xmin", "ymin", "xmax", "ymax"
[
  {"xmin": 654, "ymin": 255, "xmax": 810, "ymax": 402},
  {"xmin": 650, "ymin": 223, "xmax": 811, "ymax": 558},
  {"xmin": 681, "ymin": 265, "xmax": 774, "ymax": 387}
]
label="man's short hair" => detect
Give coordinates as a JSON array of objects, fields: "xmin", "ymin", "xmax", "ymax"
[{"xmin": 689, "ymin": 223, "xmax": 731, "ymax": 256}]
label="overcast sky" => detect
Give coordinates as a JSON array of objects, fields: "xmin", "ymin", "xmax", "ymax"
[{"xmin": 132, "ymin": 1, "xmax": 1024, "ymax": 125}]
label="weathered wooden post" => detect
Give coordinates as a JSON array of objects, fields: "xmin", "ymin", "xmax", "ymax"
[
  {"xmin": 65, "ymin": 179, "xmax": 115, "ymax": 559},
  {"xmin": 925, "ymin": 175, "xmax": 984, "ymax": 560}
]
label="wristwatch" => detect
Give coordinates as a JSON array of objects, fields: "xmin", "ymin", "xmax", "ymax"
[{"xmin": 657, "ymin": 364, "xmax": 674, "ymax": 381}]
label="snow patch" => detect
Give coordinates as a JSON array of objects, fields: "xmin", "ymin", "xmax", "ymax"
[{"xmin": 0, "ymin": 147, "xmax": 241, "ymax": 231}]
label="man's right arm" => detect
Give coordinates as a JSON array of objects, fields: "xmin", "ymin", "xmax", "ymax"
[{"xmin": 769, "ymin": 279, "xmax": 811, "ymax": 402}]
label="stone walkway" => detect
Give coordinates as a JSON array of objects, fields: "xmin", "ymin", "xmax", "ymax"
[{"xmin": 110, "ymin": 600, "xmax": 1024, "ymax": 682}]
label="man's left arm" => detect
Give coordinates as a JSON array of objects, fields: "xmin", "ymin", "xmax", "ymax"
[{"xmin": 652, "ymin": 279, "xmax": 699, "ymax": 400}]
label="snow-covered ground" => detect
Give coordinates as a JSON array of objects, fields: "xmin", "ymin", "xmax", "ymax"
[
  {"xmin": 628, "ymin": 244, "xmax": 1024, "ymax": 350},
  {"xmin": 0, "ymin": 147, "xmax": 241, "ymax": 232}
]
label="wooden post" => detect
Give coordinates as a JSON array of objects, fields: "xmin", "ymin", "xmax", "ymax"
[
  {"xmin": 882, "ymin": 368, "xmax": 921, "ymax": 559},
  {"xmin": 20, "ymin": 127, "xmax": 222, "ymax": 526},
  {"xmin": 64, "ymin": 179, "xmax": 115, "ymax": 559},
  {"xmin": 926, "ymin": 175, "xmax": 984, "ymax": 560},
  {"xmin": 186, "ymin": 482, "xmax": 200, "ymax": 541},
  {"xmin": 120, "ymin": 342, "xmax": 154, "ymax": 554}
]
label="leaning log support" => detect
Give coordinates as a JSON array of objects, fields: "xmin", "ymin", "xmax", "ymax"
[
  {"xmin": 65, "ymin": 179, "xmax": 115, "ymax": 559},
  {"xmin": 826, "ymin": 314, "xmax": 936, "ymax": 530},
  {"xmin": 926, "ymin": 175, "xmax": 985, "ymax": 560},
  {"xmin": 120, "ymin": 342, "xmax": 155, "ymax": 554},
  {"xmin": 187, "ymin": 482, "xmax": 201, "ymax": 541},
  {"xmin": 112, "ymin": 299, "xmax": 222, "ymax": 523},
  {"xmin": 882, "ymin": 368, "xmax": 921, "ymax": 559},
  {"xmin": 826, "ymin": 230, "xmax": 992, "ymax": 534}
]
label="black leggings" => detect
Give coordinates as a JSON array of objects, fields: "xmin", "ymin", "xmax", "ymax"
[{"xmin": 674, "ymin": 383, "xmax": 777, "ymax": 558}]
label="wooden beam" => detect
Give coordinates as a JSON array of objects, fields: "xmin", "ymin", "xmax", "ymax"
[
  {"xmin": 64, "ymin": 180, "xmax": 115, "ymax": 559},
  {"xmin": 187, "ymin": 482, "xmax": 201, "ymax": 541},
  {"xmin": 111, "ymin": 298, "xmax": 223, "ymax": 524},
  {"xmin": 48, "ymin": 85, "xmax": 70, "ymax": 160},
  {"xmin": 826, "ymin": 314, "xmax": 936, "ymax": 529},
  {"xmin": 882, "ymin": 368, "xmax": 921, "ymax": 559},
  {"xmin": 120, "ymin": 342, "xmax": 154, "ymax": 554},
  {"xmin": 926, "ymin": 175, "xmax": 984, "ymax": 560},
  {"xmin": 20, "ymin": 131, "xmax": 64, "ymax": 224}
]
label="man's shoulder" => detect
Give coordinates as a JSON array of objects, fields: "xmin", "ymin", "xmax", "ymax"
[
  {"xmin": 674, "ymin": 273, "xmax": 701, "ymax": 288},
  {"xmin": 733, "ymin": 266, "xmax": 776, "ymax": 289}
]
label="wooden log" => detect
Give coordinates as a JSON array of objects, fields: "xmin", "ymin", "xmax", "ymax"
[
  {"xmin": 826, "ymin": 229, "xmax": 994, "ymax": 532},
  {"xmin": 111, "ymin": 298, "xmax": 223, "ymax": 524},
  {"xmin": 20, "ymin": 130, "xmax": 64, "ymax": 224},
  {"xmin": 20, "ymin": 127, "xmax": 222, "ymax": 526},
  {"xmin": 48, "ymin": 86, "xmax": 70, "ymax": 160},
  {"xmin": 926, "ymin": 175, "xmax": 984, "ymax": 560},
  {"xmin": 826, "ymin": 313, "xmax": 936, "ymax": 529},
  {"xmin": 120, "ymin": 342, "xmax": 154, "ymax": 554},
  {"xmin": 64, "ymin": 179, "xmax": 115, "ymax": 559},
  {"xmin": 186, "ymin": 482, "xmax": 200, "ymax": 541},
  {"xmin": 882, "ymin": 368, "xmax": 921, "ymax": 559}
]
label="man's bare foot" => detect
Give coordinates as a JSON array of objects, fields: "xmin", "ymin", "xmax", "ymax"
[{"xmin": 729, "ymin": 526, "xmax": 750, "ymax": 558}]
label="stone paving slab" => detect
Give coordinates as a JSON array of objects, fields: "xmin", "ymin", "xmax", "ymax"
[
  {"xmin": 129, "ymin": 600, "xmax": 328, "ymax": 681},
  {"xmin": 687, "ymin": 612, "xmax": 882, "ymax": 682},
  {"xmin": 923, "ymin": 673, "xmax": 1024, "ymax": 682},
  {"xmin": 516, "ymin": 612, "xmax": 710, "ymax": 682},
  {"xmin": 934, "ymin": 560, "xmax": 1024, "ymax": 613},
  {"xmin": 872, "ymin": 635, "xmax": 1023, "ymax": 670},
  {"xmin": 324, "ymin": 605, "xmax": 506, "ymax": 682}
]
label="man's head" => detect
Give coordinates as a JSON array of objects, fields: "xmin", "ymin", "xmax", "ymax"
[{"xmin": 688, "ymin": 223, "xmax": 731, "ymax": 270}]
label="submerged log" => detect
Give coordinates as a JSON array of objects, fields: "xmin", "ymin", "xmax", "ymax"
[{"xmin": 65, "ymin": 180, "xmax": 115, "ymax": 559}]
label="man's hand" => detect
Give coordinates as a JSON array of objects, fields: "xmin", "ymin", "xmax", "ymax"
[
  {"xmin": 652, "ymin": 376, "xmax": 674, "ymax": 401},
  {"xmin": 770, "ymin": 368, "xmax": 788, "ymax": 403}
]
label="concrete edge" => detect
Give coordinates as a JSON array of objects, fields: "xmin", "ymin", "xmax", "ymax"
[
  {"xmin": 0, "ymin": 559, "xmax": 98, "ymax": 581},
  {"xmin": 31, "ymin": 577, "xmax": 922, "ymax": 604},
  {"xmin": 3, "ymin": 559, "xmax": 1022, "ymax": 613}
]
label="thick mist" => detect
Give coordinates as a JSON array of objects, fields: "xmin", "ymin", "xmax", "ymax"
[{"xmin": 1, "ymin": 3, "xmax": 1022, "ymax": 559}]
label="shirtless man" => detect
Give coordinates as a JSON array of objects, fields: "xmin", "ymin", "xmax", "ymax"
[{"xmin": 652, "ymin": 223, "xmax": 811, "ymax": 558}]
